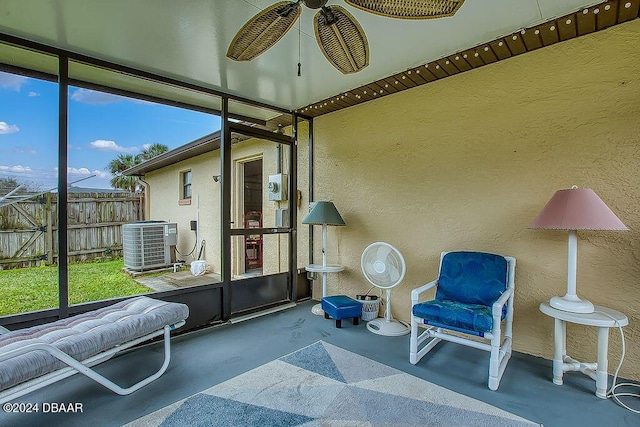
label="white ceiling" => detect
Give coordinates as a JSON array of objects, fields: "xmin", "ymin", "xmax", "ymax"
[{"xmin": 0, "ymin": 0, "xmax": 604, "ymax": 113}]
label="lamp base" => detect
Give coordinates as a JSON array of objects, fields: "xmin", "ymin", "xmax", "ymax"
[{"xmin": 550, "ymin": 295, "xmax": 595, "ymax": 314}]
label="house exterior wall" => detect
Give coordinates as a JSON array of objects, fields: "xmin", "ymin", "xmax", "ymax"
[
  {"xmin": 145, "ymin": 153, "xmax": 221, "ymax": 270},
  {"xmin": 144, "ymin": 122, "xmax": 311, "ymax": 277},
  {"xmin": 311, "ymin": 20, "xmax": 640, "ymax": 380}
]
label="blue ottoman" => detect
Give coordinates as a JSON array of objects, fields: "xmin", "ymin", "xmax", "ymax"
[{"xmin": 321, "ymin": 295, "xmax": 362, "ymax": 328}]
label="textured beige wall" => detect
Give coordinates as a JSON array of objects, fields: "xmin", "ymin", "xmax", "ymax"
[
  {"xmin": 145, "ymin": 153, "xmax": 221, "ymax": 271},
  {"xmin": 311, "ymin": 21, "xmax": 640, "ymax": 380}
]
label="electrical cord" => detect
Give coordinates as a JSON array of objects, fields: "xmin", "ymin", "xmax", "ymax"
[
  {"xmin": 594, "ymin": 310, "xmax": 640, "ymax": 413},
  {"xmin": 362, "ymin": 285, "xmax": 383, "ymax": 299},
  {"xmin": 175, "ymin": 238, "xmax": 198, "ymax": 258},
  {"xmin": 357, "ymin": 285, "xmax": 384, "ymax": 308}
]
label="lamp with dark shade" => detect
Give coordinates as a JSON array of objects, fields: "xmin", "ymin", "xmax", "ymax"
[
  {"xmin": 531, "ymin": 186, "xmax": 627, "ymax": 314},
  {"xmin": 303, "ymin": 201, "xmax": 346, "ymax": 315},
  {"xmin": 302, "ymin": 201, "xmax": 346, "ymax": 227}
]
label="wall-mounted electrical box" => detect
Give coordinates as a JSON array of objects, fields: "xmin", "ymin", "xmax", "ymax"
[
  {"xmin": 268, "ymin": 173, "xmax": 288, "ymax": 201},
  {"xmin": 275, "ymin": 208, "xmax": 289, "ymax": 227}
]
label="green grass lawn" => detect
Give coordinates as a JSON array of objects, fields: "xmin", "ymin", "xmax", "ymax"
[{"xmin": 0, "ymin": 259, "xmax": 151, "ymax": 316}]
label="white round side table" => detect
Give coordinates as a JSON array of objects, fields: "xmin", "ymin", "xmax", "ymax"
[{"xmin": 539, "ymin": 302, "xmax": 628, "ymax": 398}]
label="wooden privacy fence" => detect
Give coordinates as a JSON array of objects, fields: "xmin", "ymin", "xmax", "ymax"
[{"xmin": 0, "ymin": 191, "xmax": 143, "ymax": 269}]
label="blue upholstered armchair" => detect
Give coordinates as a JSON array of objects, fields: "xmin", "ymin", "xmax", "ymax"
[{"xmin": 410, "ymin": 251, "xmax": 516, "ymax": 390}]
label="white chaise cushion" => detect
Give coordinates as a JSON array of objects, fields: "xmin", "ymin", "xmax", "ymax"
[{"xmin": 0, "ymin": 296, "xmax": 188, "ymax": 391}]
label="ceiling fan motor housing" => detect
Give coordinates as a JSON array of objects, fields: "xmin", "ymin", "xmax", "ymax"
[{"xmin": 303, "ymin": 0, "xmax": 329, "ymax": 9}]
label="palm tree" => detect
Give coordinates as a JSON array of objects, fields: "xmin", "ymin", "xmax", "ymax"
[
  {"xmin": 136, "ymin": 143, "xmax": 168, "ymax": 163},
  {"xmin": 106, "ymin": 144, "xmax": 168, "ymax": 191},
  {"xmin": 107, "ymin": 154, "xmax": 137, "ymax": 191}
]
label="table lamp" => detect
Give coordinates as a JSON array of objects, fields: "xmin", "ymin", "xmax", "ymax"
[
  {"xmin": 531, "ymin": 186, "xmax": 627, "ymax": 313},
  {"xmin": 302, "ymin": 201, "xmax": 345, "ymax": 315}
]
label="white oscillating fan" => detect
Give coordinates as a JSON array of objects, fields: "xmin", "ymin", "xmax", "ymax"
[{"xmin": 361, "ymin": 242, "xmax": 410, "ymax": 336}]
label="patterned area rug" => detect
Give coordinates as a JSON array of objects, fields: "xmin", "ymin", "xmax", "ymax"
[{"xmin": 126, "ymin": 341, "xmax": 540, "ymax": 426}]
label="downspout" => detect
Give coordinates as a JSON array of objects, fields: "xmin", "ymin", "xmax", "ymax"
[{"xmin": 137, "ymin": 178, "xmax": 150, "ymax": 220}]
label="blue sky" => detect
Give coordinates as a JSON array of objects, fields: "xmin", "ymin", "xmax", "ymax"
[{"xmin": 0, "ymin": 71, "xmax": 221, "ymax": 190}]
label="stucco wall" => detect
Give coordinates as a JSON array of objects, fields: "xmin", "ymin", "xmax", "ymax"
[
  {"xmin": 145, "ymin": 153, "xmax": 221, "ymax": 271},
  {"xmin": 311, "ymin": 20, "xmax": 640, "ymax": 380}
]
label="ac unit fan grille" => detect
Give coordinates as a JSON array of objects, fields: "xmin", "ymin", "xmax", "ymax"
[{"xmin": 123, "ymin": 222, "xmax": 176, "ymax": 271}]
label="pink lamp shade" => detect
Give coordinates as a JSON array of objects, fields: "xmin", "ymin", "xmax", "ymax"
[
  {"xmin": 531, "ymin": 186, "xmax": 627, "ymax": 314},
  {"xmin": 531, "ymin": 187, "xmax": 627, "ymax": 231}
]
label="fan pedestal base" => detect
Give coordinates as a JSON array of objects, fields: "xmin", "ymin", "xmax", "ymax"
[
  {"xmin": 366, "ymin": 318, "xmax": 410, "ymax": 336},
  {"xmin": 311, "ymin": 303, "xmax": 324, "ymax": 316}
]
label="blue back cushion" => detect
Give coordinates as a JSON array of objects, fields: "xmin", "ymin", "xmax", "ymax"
[{"xmin": 435, "ymin": 252, "xmax": 508, "ymax": 306}]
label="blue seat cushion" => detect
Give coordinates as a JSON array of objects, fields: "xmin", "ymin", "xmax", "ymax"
[
  {"xmin": 436, "ymin": 252, "xmax": 508, "ymax": 306},
  {"xmin": 412, "ymin": 299, "xmax": 498, "ymax": 335}
]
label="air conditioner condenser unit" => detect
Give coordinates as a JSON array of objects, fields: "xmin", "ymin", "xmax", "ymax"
[{"xmin": 123, "ymin": 221, "xmax": 177, "ymax": 271}]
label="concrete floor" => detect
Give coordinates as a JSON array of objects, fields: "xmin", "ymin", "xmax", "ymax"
[
  {"xmin": 134, "ymin": 270, "xmax": 222, "ymax": 292},
  {"xmin": 2, "ymin": 301, "xmax": 637, "ymax": 427}
]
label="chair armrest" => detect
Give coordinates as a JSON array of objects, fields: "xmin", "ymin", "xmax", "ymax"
[
  {"xmin": 492, "ymin": 287, "xmax": 514, "ymax": 317},
  {"xmin": 411, "ymin": 280, "xmax": 438, "ymax": 304}
]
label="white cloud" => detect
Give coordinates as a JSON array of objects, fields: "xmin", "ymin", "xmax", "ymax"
[
  {"xmin": 92, "ymin": 170, "xmax": 111, "ymax": 179},
  {"xmin": 70, "ymin": 88, "xmax": 128, "ymax": 105},
  {"xmin": 89, "ymin": 139, "xmax": 138, "ymax": 153},
  {"xmin": 14, "ymin": 147, "xmax": 37, "ymax": 155},
  {"xmin": 0, "ymin": 72, "xmax": 27, "ymax": 91},
  {"xmin": 68, "ymin": 167, "xmax": 91, "ymax": 175},
  {"xmin": 28, "ymin": 91, "xmax": 40, "ymax": 97},
  {"xmin": 67, "ymin": 167, "xmax": 111, "ymax": 180},
  {"xmin": 0, "ymin": 121, "xmax": 19, "ymax": 135},
  {"xmin": 0, "ymin": 165, "xmax": 33, "ymax": 174}
]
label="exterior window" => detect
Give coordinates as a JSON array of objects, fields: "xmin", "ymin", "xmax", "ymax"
[{"xmin": 182, "ymin": 170, "xmax": 192, "ymax": 199}]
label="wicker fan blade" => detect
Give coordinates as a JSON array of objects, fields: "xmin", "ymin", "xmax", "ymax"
[
  {"xmin": 314, "ymin": 6, "xmax": 369, "ymax": 74},
  {"xmin": 227, "ymin": 1, "xmax": 302, "ymax": 61},
  {"xmin": 344, "ymin": 0, "xmax": 464, "ymax": 19}
]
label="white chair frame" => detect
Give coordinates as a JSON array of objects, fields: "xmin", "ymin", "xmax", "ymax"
[
  {"xmin": 409, "ymin": 252, "xmax": 516, "ymax": 391},
  {"xmin": 0, "ymin": 321, "xmax": 184, "ymax": 404}
]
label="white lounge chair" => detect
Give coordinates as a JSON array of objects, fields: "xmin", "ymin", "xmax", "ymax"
[{"xmin": 0, "ymin": 296, "xmax": 188, "ymax": 404}]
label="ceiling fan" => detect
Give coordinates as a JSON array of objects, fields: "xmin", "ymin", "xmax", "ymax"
[{"xmin": 227, "ymin": 0, "xmax": 465, "ymax": 74}]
